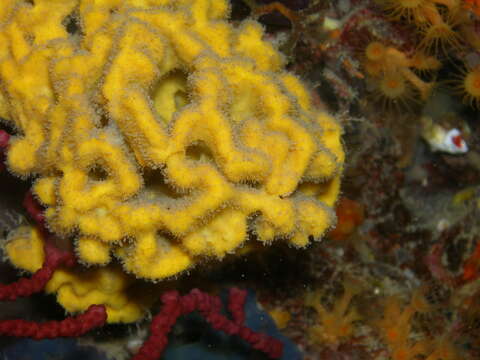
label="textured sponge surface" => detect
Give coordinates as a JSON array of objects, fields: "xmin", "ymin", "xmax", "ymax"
[{"xmin": 0, "ymin": 0, "xmax": 343, "ymax": 281}]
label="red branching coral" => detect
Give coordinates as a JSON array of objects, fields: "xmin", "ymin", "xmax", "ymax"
[
  {"xmin": 0, "ymin": 129, "xmax": 8, "ymax": 172},
  {"xmin": 0, "ymin": 233, "xmax": 107, "ymax": 338},
  {"xmin": 0, "ymin": 240, "xmax": 75, "ymax": 301},
  {"xmin": 134, "ymin": 288, "xmax": 283, "ymax": 360},
  {"xmin": 0, "ymin": 305, "xmax": 107, "ymax": 339}
]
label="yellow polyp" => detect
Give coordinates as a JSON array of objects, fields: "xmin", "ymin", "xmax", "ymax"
[
  {"xmin": 365, "ymin": 41, "xmax": 386, "ymax": 62},
  {"xmin": 410, "ymin": 52, "xmax": 441, "ymax": 71},
  {"xmin": 400, "ymin": 68, "xmax": 434, "ymax": 101},
  {"xmin": 463, "ymin": 66, "xmax": 480, "ymax": 108},
  {"xmin": 268, "ymin": 308, "xmax": 291, "ymax": 329},
  {"xmin": 0, "ymin": 0, "xmax": 343, "ymax": 322},
  {"xmin": 362, "ymin": 40, "xmax": 438, "ymax": 106},
  {"xmin": 306, "ymin": 278, "xmax": 363, "ymax": 346}
]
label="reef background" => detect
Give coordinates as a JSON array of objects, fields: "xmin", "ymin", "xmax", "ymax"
[
  {"xmin": 226, "ymin": 1, "xmax": 480, "ymax": 359},
  {"xmin": 1, "ymin": 0, "xmax": 480, "ymax": 359}
]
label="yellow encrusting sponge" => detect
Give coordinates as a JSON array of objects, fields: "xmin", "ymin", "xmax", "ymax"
[{"xmin": 0, "ymin": 0, "xmax": 343, "ymax": 322}]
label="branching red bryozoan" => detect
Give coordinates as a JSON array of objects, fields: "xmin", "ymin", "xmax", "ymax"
[
  {"xmin": 0, "ymin": 235, "xmax": 107, "ymax": 338},
  {"xmin": 133, "ymin": 288, "xmax": 283, "ymax": 360},
  {"xmin": 0, "ymin": 129, "xmax": 9, "ymax": 172},
  {"xmin": 0, "ymin": 240, "xmax": 75, "ymax": 301},
  {"xmin": 23, "ymin": 190, "xmax": 46, "ymax": 227},
  {"xmin": 0, "ymin": 305, "xmax": 107, "ymax": 339},
  {"xmin": 0, "ymin": 129, "xmax": 8, "ymax": 149}
]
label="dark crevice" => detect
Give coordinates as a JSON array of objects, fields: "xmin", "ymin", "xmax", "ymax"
[
  {"xmin": 62, "ymin": 10, "xmax": 83, "ymax": 36},
  {"xmin": 88, "ymin": 165, "xmax": 109, "ymax": 181}
]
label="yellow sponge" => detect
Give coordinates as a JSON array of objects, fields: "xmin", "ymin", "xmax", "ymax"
[{"xmin": 0, "ymin": 0, "xmax": 343, "ymax": 312}]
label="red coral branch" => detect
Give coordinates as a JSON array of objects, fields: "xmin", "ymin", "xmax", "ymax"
[
  {"xmin": 0, "ymin": 129, "xmax": 9, "ymax": 172},
  {"xmin": 0, "ymin": 129, "xmax": 9, "ymax": 149},
  {"xmin": 0, "ymin": 236, "xmax": 106, "ymax": 339},
  {"xmin": 0, "ymin": 304, "xmax": 107, "ymax": 339},
  {"xmin": 133, "ymin": 288, "xmax": 284, "ymax": 360},
  {"xmin": 0, "ymin": 240, "xmax": 75, "ymax": 301},
  {"xmin": 23, "ymin": 190, "xmax": 46, "ymax": 226}
]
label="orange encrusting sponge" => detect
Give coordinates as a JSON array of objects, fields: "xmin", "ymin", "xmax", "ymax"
[{"xmin": 328, "ymin": 197, "xmax": 364, "ymax": 241}]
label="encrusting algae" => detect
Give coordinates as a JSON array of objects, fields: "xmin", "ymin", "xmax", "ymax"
[{"xmin": 0, "ymin": 0, "xmax": 343, "ymax": 322}]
